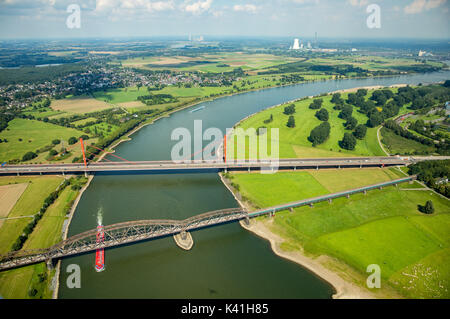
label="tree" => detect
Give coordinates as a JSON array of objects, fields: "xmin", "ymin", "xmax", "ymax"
[
  {"xmin": 315, "ymin": 108, "xmax": 329, "ymax": 121},
  {"xmin": 284, "ymin": 104, "xmax": 296, "ymax": 115},
  {"xmin": 424, "ymin": 200, "xmax": 434, "ymax": 214},
  {"xmin": 264, "ymin": 114, "xmax": 273, "ymax": 124},
  {"xmin": 22, "ymin": 151, "xmax": 37, "ymax": 161},
  {"xmin": 339, "ymin": 105, "xmax": 353, "ymax": 120},
  {"xmin": 331, "ymin": 93, "xmax": 342, "ymax": 104},
  {"xmin": 340, "ymin": 133, "xmax": 357, "ymax": 150},
  {"xmin": 52, "ymin": 139, "xmax": 61, "ymax": 145},
  {"xmin": 308, "ymin": 122, "xmax": 331, "ymax": 146},
  {"xmin": 309, "ymin": 99, "xmax": 323, "ymax": 109},
  {"xmin": 287, "ymin": 115, "xmax": 296, "ymax": 128},
  {"xmin": 353, "ymin": 124, "xmax": 367, "ymax": 139},
  {"xmin": 367, "ymin": 112, "xmax": 384, "ymax": 127},
  {"xmin": 68, "ymin": 136, "xmax": 77, "ymax": 145},
  {"xmin": 345, "ymin": 117, "xmax": 358, "ymax": 130},
  {"xmin": 356, "ymin": 88, "xmax": 368, "ymax": 97}
]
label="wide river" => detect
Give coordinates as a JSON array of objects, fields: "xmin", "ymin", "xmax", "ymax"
[{"xmin": 59, "ymin": 71, "xmax": 450, "ymax": 298}]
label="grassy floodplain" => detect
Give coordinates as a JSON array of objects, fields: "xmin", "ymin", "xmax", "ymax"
[
  {"xmin": 0, "ymin": 175, "xmax": 85, "ymax": 299},
  {"xmin": 228, "ymin": 168, "xmax": 450, "ymax": 298},
  {"xmin": 0, "ymin": 118, "xmax": 88, "ymax": 162},
  {"xmin": 229, "ymin": 87, "xmax": 402, "ymax": 159}
]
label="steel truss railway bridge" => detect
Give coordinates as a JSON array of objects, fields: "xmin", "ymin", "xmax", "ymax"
[{"xmin": 0, "ymin": 175, "xmax": 416, "ymax": 271}]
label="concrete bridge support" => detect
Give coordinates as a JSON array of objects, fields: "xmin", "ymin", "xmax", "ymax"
[
  {"xmin": 328, "ymin": 199, "xmax": 332, "ymax": 204},
  {"xmin": 46, "ymin": 259, "xmax": 54, "ymax": 270},
  {"xmin": 173, "ymin": 231, "xmax": 193, "ymax": 251}
]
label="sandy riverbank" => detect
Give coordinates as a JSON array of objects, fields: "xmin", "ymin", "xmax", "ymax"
[{"xmin": 240, "ymin": 219, "xmax": 376, "ymax": 299}]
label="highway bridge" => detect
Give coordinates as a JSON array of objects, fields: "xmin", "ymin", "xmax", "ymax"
[
  {"xmin": 0, "ymin": 175, "xmax": 416, "ymax": 271},
  {"xmin": 0, "ymin": 156, "xmax": 447, "ymax": 176}
]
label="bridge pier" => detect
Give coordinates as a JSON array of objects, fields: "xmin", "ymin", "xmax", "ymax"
[
  {"xmin": 84, "ymin": 171, "xmax": 88, "ymax": 178},
  {"xmin": 289, "ymin": 207, "xmax": 293, "ymax": 213},
  {"xmin": 328, "ymin": 198, "xmax": 332, "ymax": 204},
  {"xmin": 173, "ymin": 231, "xmax": 193, "ymax": 251},
  {"xmin": 363, "ymin": 190, "xmax": 367, "ymax": 195},
  {"xmin": 379, "ymin": 186, "xmax": 383, "ymax": 190},
  {"xmin": 316, "ymin": 166, "xmax": 319, "ymax": 170},
  {"xmin": 346, "ymin": 194, "xmax": 350, "ymax": 199},
  {"xmin": 244, "ymin": 216, "xmax": 250, "ymax": 226},
  {"xmin": 309, "ymin": 203, "xmax": 313, "ymax": 208},
  {"xmin": 360, "ymin": 165, "xmax": 362, "ymax": 169},
  {"xmin": 294, "ymin": 166, "xmax": 296, "ymax": 171},
  {"xmin": 46, "ymin": 259, "xmax": 54, "ymax": 270}
]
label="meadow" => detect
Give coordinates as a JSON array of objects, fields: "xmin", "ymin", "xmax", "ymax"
[
  {"xmin": 230, "ymin": 168, "xmax": 450, "ymax": 298},
  {"xmin": 380, "ymin": 127, "xmax": 436, "ymax": 155},
  {"xmin": 230, "ymin": 88, "xmax": 393, "ymax": 159},
  {"xmin": 0, "ymin": 118, "xmax": 88, "ymax": 162},
  {"xmin": 51, "ymin": 95, "xmax": 112, "ymax": 113},
  {"xmin": 0, "ymin": 176, "xmax": 84, "ymax": 299}
]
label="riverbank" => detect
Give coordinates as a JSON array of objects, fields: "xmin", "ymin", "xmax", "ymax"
[
  {"xmin": 219, "ymin": 172, "xmax": 378, "ymax": 299},
  {"xmin": 52, "ymin": 174, "xmax": 94, "ymax": 299},
  {"xmin": 239, "ymin": 219, "xmax": 376, "ymax": 299}
]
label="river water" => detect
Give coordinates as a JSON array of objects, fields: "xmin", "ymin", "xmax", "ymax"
[{"xmin": 59, "ymin": 71, "xmax": 450, "ymax": 298}]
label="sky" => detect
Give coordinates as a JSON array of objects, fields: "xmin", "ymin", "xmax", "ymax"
[{"xmin": 0, "ymin": 0, "xmax": 448, "ymax": 39}]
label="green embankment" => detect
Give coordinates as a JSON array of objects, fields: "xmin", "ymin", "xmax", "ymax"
[{"xmin": 230, "ymin": 168, "xmax": 450, "ymax": 298}]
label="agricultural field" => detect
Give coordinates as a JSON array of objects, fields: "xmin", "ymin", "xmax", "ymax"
[
  {"xmin": 0, "ymin": 183, "xmax": 29, "ymax": 226},
  {"xmin": 0, "ymin": 118, "xmax": 88, "ymax": 162},
  {"xmin": 0, "ymin": 176, "xmax": 84, "ymax": 299},
  {"xmin": 51, "ymin": 95, "xmax": 113, "ymax": 113},
  {"xmin": 119, "ymin": 52, "xmax": 304, "ymax": 73},
  {"xmin": 229, "ymin": 168, "xmax": 450, "ymax": 298},
  {"xmin": 0, "ymin": 176, "xmax": 63, "ymax": 255},
  {"xmin": 229, "ymin": 88, "xmax": 395, "ymax": 159}
]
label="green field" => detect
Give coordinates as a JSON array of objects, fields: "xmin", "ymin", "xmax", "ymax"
[
  {"xmin": 0, "ymin": 118, "xmax": 88, "ymax": 162},
  {"xmin": 230, "ymin": 168, "xmax": 450, "ymax": 298},
  {"xmin": 0, "ymin": 176, "xmax": 83, "ymax": 299},
  {"xmin": 230, "ymin": 89, "xmax": 389, "ymax": 159},
  {"xmin": 0, "ymin": 176, "xmax": 63, "ymax": 255},
  {"xmin": 380, "ymin": 127, "xmax": 436, "ymax": 155}
]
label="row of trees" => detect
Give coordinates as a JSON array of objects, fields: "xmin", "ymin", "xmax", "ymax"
[{"xmin": 408, "ymin": 160, "xmax": 450, "ymax": 198}]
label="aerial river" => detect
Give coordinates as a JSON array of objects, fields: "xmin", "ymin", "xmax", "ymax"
[{"xmin": 59, "ymin": 71, "xmax": 450, "ymax": 298}]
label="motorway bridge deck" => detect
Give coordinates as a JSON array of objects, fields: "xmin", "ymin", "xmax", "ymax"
[{"xmin": 0, "ymin": 156, "xmax": 444, "ymax": 176}]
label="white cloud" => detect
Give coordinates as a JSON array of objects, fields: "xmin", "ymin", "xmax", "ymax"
[
  {"xmin": 184, "ymin": 0, "xmax": 212, "ymax": 14},
  {"xmin": 95, "ymin": 0, "xmax": 174, "ymax": 13},
  {"xmin": 233, "ymin": 4, "xmax": 258, "ymax": 13},
  {"xmin": 404, "ymin": 0, "xmax": 447, "ymax": 14},
  {"xmin": 347, "ymin": 0, "xmax": 369, "ymax": 7}
]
